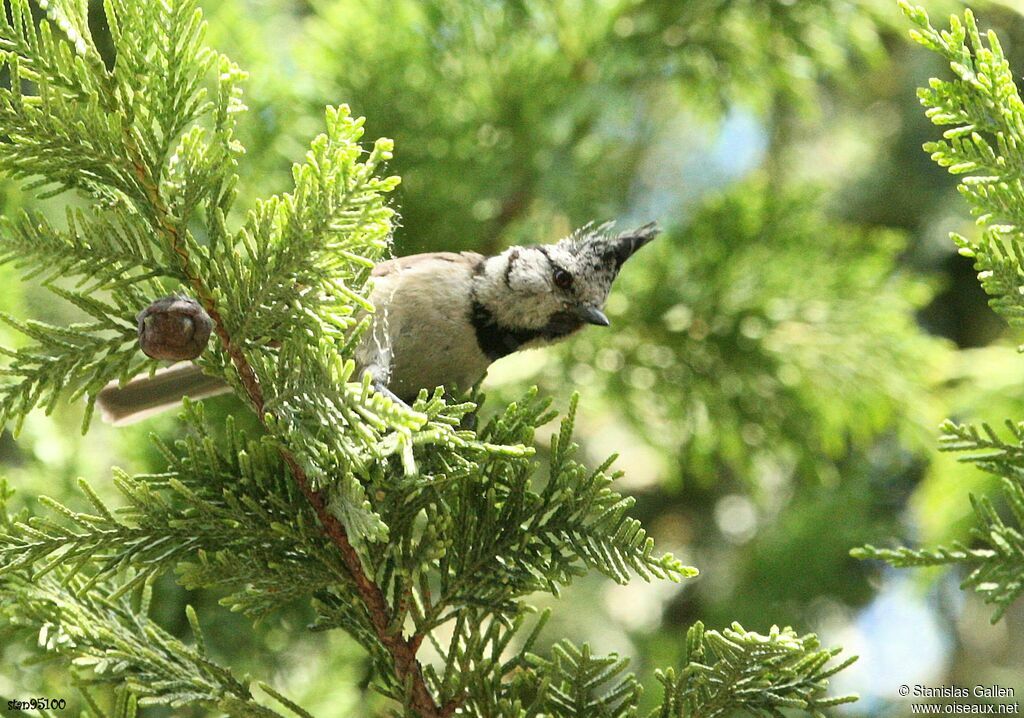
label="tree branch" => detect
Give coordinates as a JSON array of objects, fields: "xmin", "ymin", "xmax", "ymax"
[{"xmin": 127, "ymin": 151, "xmax": 450, "ymax": 717}]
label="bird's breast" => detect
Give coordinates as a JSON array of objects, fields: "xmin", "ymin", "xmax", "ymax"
[{"xmin": 355, "ymin": 260, "xmax": 492, "ymax": 400}]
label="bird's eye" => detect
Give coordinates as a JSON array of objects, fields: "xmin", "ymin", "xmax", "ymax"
[{"xmin": 553, "ymin": 267, "xmax": 573, "ymax": 290}]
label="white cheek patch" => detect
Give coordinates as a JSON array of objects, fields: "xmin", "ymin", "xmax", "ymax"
[{"xmin": 509, "ymin": 254, "xmax": 551, "ymax": 293}]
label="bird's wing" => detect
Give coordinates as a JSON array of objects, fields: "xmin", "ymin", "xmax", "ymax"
[{"xmin": 372, "ymin": 251, "xmax": 486, "ymax": 277}]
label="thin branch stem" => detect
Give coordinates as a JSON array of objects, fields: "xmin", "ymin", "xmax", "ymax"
[{"xmin": 125, "ymin": 148, "xmax": 452, "ymax": 717}]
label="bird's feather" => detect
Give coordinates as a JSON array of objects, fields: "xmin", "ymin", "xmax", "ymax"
[{"xmin": 372, "ymin": 251, "xmax": 485, "ymax": 277}]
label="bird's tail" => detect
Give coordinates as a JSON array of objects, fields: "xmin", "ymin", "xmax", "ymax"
[{"xmin": 96, "ymin": 363, "xmax": 231, "ymax": 425}]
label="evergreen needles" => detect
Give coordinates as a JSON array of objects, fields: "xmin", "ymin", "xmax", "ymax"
[
  {"xmin": 0, "ymin": 1, "xmax": 855, "ymax": 716},
  {"xmin": 855, "ymin": 3, "xmax": 1024, "ymax": 624}
]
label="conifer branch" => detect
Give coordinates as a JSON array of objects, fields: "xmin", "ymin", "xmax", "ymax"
[
  {"xmin": 0, "ymin": 2, "xmax": 860, "ymax": 716},
  {"xmin": 109, "ymin": 161, "xmax": 448, "ymax": 713},
  {"xmin": 855, "ymin": 3, "xmax": 1024, "ymax": 624},
  {"xmin": 151, "ymin": 209, "xmax": 447, "ymax": 714},
  {"xmin": 854, "ymin": 420, "xmax": 1024, "ymax": 622},
  {"xmin": 0, "ymin": 1, "xmax": 446, "ymax": 712},
  {"xmin": 651, "ymin": 622, "xmax": 857, "ymax": 718},
  {"xmin": 0, "ymin": 569, "xmax": 297, "ymax": 717}
]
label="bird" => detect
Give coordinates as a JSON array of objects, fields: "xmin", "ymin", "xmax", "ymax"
[{"xmin": 95, "ymin": 221, "xmax": 659, "ymax": 424}]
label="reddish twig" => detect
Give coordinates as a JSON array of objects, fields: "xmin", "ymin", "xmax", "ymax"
[{"xmin": 129, "ymin": 156, "xmax": 450, "ymax": 718}]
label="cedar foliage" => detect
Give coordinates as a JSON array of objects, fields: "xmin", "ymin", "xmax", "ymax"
[
  {"xmin": 0, "ymin": 1, "xmax": 857, "ymax": 716},
  {"xmin": 855, "ymin": 2, "xmax": 1024, "ymax": 625}
]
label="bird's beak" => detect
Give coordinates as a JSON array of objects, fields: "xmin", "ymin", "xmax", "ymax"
[{"xmin": 577, "ymin": 305, "xmax": 610, "ymax": 327}]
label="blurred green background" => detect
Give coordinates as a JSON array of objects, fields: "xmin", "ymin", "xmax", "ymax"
[{"xmin": 2, "ymin": 0, "xmax": 1024, "ymax": 715}]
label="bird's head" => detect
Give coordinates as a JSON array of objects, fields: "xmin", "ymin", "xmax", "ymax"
[{"xmin": 474, "ymin": 221, "xmax": 660, "ymax": 340}]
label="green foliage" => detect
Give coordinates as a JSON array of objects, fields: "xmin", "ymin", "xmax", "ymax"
[
  {"xmin": 297, "ymin": 0, "xmax": 949, "ymax": 513},
  {"xmin": 855, "ymin": 419, "xmax": 1024, "ymax": 623},
  {"xmin": 298, "ymin": 0, "xmax": 892, "ymax": 257},
  {"xmin": 0, "ymin": 2, "xmax": 864, "ymax": 715},
  {"xmin": 0, "ymin": 405, "xmax": 342, "ymax": 613},
  {"xmin": 519, "ymin": 641, "xmax": 641, "ymax": 718},
  {"xmin": 0, "ymin": 397, "xmax": 695, "ymax": 709},
  {"xmin": 0, "ymin": 564, "xmax": 295, "ymax": 716},
  {"xmin": 454, "ymin": 621, "xmax": 854, "ymax": 718},
  {"xmin": 193, "ymin": 0, "xmax": 952, "ymax": 529},
  {"xmin": 565, "ymin": 178, "xmax": 942, "ymax": 484},
  {"xmin": 653, "ymin": 622, "xmax": 856, "ymax": 718},
  {"xmin": 855, "ymin": 3, "xmax": 1024, "ymax": 624},
  {"xmin": 419, "ymin": 622, "xmax": 853, "ymax": 718},
  {"xmin": 902, "ymin": 1, "xmax": 1024, "ymax": 326},
  {"xmin": 0, "ymin": 0, "xmax": 235, "ymax": 431}
]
